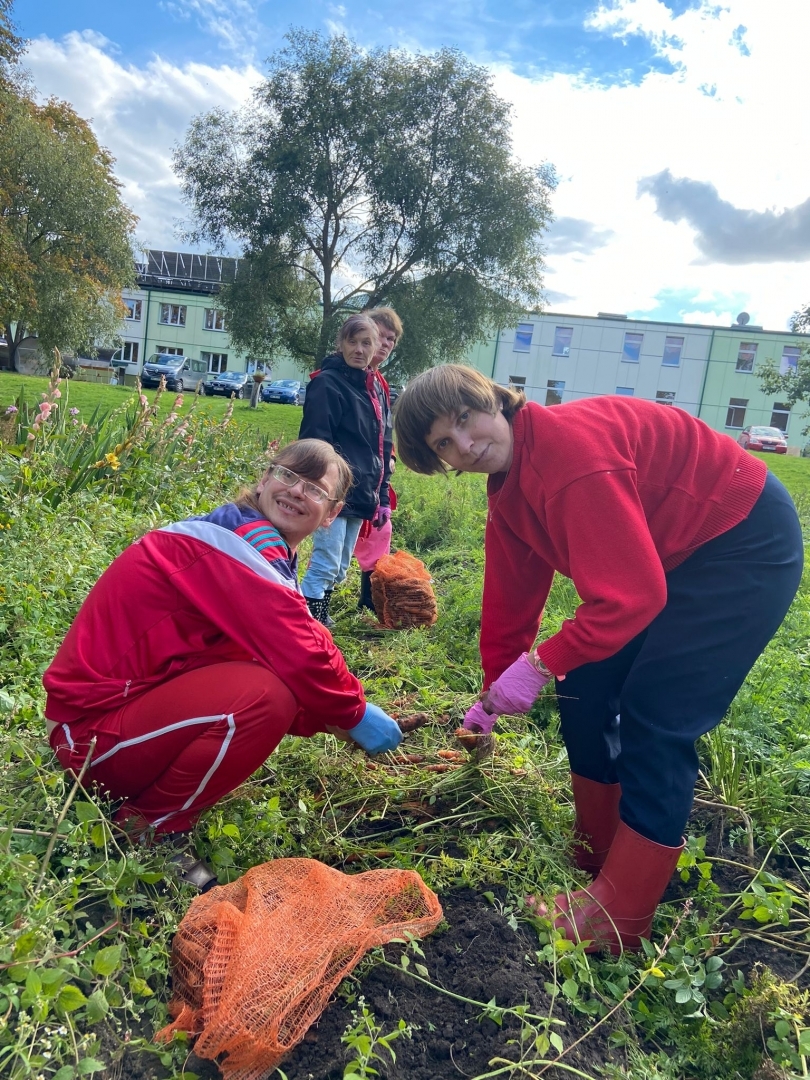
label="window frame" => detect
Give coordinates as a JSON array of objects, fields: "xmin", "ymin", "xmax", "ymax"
[
  {"xmin": 545, "ymin": 379, "xmax": 565, "ymax": 407},
  {"xmin": 655, "ymin": 390, "xmax": 676, "ymax": 406},
  {"xmin": 552, "ymin": 326, "xmax": 573, "ymax": 357},
  {"xmin": 770, "ymin": 402, "xmax": 790, "ymax": 432},
  {"xmin": 158, "ymin": 303, "xmax": 187, "ymax": 327},
  {"xmin": 512, "ymin": 323, "xmax": 533, "ymax": 352},
  {"xmin": 780, "ymin": 345, "xmax": 801, "ymax": 375},
  {"xmin": 121, "ymin": 341, "xmax": 139, "ymax": 365},
  {"xmin": 202, "ymin": 351, "xmax": 229, "ymax": 374},
  {"xmin": 615, "ymin": 386, "xmax": 635, "ymax": 396},
  {"xmin": 725, "ymin": 397, "xmax": 749, "ymax": 429},
  {"xmin": 204, "ymin": 308, "xmax": 227, "ymax": 332},
  {"xmin": 123, "ymin": 298, "xmax": 142, "ymax": 321},
  {"xmin": 621, "ymin": 332, "xmax": 643, "ymax": 363},
  {"xmin": 662, "ymin": 336, "xmax": 684, "ymax": 368},
  {"xmin": 735, "ymin": 341, "xmax": 758, "ymax": 373}
]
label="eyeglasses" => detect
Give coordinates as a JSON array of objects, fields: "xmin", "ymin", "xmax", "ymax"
[{"xmin": 270, "ymin": 465, "xmax": 336, "ymax": 504}]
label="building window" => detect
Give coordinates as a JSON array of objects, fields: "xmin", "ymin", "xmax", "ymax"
[
  {"xmin": 513, "ymin": 323, "xmax": 533, "ymax": 352},
  {"xmin": 508, "ymin": 375, "xmax": 526, "ymax": 388},
  {"xmin": 123, "ymin": 298, "xmax": 142, "ymax": 321},
  {"xmin": 622, "ymin": 332, "xmax": 643, "ymax": 363},
  {"xmin": 202, "ymin": 351, "xmax": 228, "ymax": 374},
  {"xmin": 204, "ymin": 308, "xmax": 227, "ymax": 332},
  {"xmin": 780, "ymin": 346, "xmax": 801, "ymax": 374},
  {"xmin": 545, "ymin": 380, "xmax": 565, "ymax": 406},
  {"xmin": 655, "ymin": 391, "xmax": 676, "ymax": 405},
  {"xmin": 552, "ymin": 327, "xmax": 573, "ymax": 357},
  {"xmin": 662, "ymin": 336, "xmax": 684, "ymax": 367},
  {"xmin": 159, "ymin": 303, "xmax": 186, "ymax": 326},
  {"xmin": 725, "ymin": 397, "xmax": 748, "ymax": 428},
  {"xmin": 615, "ymin": 386, "xmax": 634, "ymax": 396},
  {"xmin": 770, "ymin": 403, "xmax": 790, "ymax": 431},
  {"xmin": 121, "ymin": 342, "xmax": 139, "ymax": 365},
  {"xmin": 158, "ymin": 346, "xmax": 184, "ymax": 356},
  {"xmin": 735, "ymin": 342, "xmax": 757, "ymax": 373}
]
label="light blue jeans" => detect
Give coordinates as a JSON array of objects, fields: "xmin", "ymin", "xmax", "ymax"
[{"xmin": 300, "ymin": 516, "xmax": 364, "ymax": 599}]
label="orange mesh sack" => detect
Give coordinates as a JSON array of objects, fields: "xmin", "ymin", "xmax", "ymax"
[
  {"xmin": 370, "ymin": 550, "xmax": 438, "ymax": 629},
  {"xmin": 156, "ymin": 858, "xmax": 442, "ymax": 1080}
]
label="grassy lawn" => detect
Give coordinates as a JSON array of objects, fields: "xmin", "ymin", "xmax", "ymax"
[{"xmin": 0, "ymin": 371, "xmax": 305, "ymax": 444}]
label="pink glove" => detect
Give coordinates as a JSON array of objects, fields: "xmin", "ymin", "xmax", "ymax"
[
  {"xmin": 372, "ymin": 505, "xmax": 392, "ymax": 529},
  {"xmin": 485, "ymin": 653, "xmax": 551, "ymax": 715},
  {"xmin": 463, "ymin": 700, "xmax": 498, "ymax": 734}
]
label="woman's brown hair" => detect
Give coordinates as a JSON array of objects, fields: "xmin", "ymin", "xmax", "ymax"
[
  {"xmin": 393, "ymin": 364, "xmax": 525, "ymax": 475},
  {"xmin": 236, "ymin": 438, "xmax": 353, "ymax": 510},
  {"xmin": 335, "ymin": 314, "xmax": 379, "ymax": 352}
]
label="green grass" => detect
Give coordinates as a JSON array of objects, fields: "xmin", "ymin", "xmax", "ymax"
[{"xmin": 0, "ymin": 371, "xmax": 305, "ymax": 444}]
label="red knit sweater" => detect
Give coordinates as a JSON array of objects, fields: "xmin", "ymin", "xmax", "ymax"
[{"xmin": 481, "ymin": 398, "xmax": 767, "ymax": 685}]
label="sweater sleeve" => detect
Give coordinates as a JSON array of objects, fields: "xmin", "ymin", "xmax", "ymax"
[
  {"xmin": 167, "ymin": 545, "xmax": 366, "ymax": 735},
  {"xmin": 480, "ymin": 513, "xmax": 556, "ymax": 687},
  {"xmin": 298, "ymin": 374, "xmax": 342, "ymax": 444},
  {"xmin": 535, "ymin": 469, "xmax": 668, "ymax": 676}
]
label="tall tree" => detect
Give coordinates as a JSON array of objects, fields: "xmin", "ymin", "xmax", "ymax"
[
  {"xmin": 0, "ymin": 91, "xmax": 137, "ymax": 371},
  {"xmin": 175, "ymin": 31, "xmax": 554, "ymax": 377},
  {"xmin": 758, "ymin": 302, "xmax": 810, "ymax": 435}
]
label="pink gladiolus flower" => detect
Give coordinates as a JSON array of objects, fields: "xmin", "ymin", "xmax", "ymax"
[{"xmin": 53, "ymin": 389, "xmax": 62, "ymax": 399}]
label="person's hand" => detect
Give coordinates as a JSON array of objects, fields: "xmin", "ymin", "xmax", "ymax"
[
  {"xmin": 463, "ymin": 700, "xmax": 498, "ymax": 734},
  {"xmin": 348, "ymin": 702, "xmax": 402, "ymax": 754},
  {"xmin": 485, "ymin": 653, "xmax": 552, "ymax": 716},
  {"xmin": 372, "ymin": 505, "xmax": 392, "ymax": 529}
]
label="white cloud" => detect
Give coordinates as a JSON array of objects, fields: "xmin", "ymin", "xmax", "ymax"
[
  {"xmin": 492, "ymin": 0, "xmax": 810, "ymax": 329},
  {"xmin": 160, "ymin": 0, "xmax": 264, "ymax": 61},
  {"xmin": 25, "ymin": 32, "xmax": 260, "ymax": 251}
]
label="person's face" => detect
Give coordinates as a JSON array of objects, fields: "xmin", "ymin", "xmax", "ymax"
[
  {"xmin": 342, "ymin": 331, "xmax": 377, "ymax": 370},
  {"xmin": 256, "ymin": 462, "xmax": 343, "ymax": 550},
  {"xmin": 426, "ymin": 406, "xmax": 514, "ymax": 474},
  {"xmin": 371, "ymin": 324, "xmax": 397, "ymax": 368}
]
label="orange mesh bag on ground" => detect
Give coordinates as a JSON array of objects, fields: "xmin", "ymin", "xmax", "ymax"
[
  {"xmin": 370, "ymin": 550, "xmax": 438, "ymax": 629},
  {"xmin": 156, "ymin": 858, "xmax": 442, "ymax": 1080}
]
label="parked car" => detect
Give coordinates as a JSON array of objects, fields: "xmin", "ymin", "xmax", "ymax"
[
  {"xmin": 737, "ymin": 426, "xmax": 788, "ymax": 454},
  {"xmin": 140, "ymin": 353, "xmax": 208, "ymax": 392},
  {"xmin": 204, "ymin": 371, "xmax": 251, "ymax": 399},
  {"xmin": 261, "ymin": 379, "xmax": 306, "ymax": 405}
]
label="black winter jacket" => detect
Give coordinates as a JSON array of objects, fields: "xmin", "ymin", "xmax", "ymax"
[{"xmin": 298, "ymin": 353, "xmax": 392, "ymax": 520}]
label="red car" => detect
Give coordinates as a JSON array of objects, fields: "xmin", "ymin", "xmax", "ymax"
[{"xmin": 737, "ymin": 426, "xmax": 788, "ymax": 453}]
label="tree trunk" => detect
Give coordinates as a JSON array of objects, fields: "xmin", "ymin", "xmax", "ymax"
[{"xmin": 249, "ymin": 375, "xmax": 264, "ymax": 409}]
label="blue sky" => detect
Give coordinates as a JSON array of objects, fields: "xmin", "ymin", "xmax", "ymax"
[{"xmin": 17, "ymin": 0, "xmax": 810, "ymax": 330}]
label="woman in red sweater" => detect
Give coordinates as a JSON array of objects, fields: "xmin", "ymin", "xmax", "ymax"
[{"xmin": 394, "ymin": 365, "xmax": 803, "ymax": 953}]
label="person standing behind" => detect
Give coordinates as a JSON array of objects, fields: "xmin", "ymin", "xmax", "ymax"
[
  {"xmin": 299, "ymin": 315, "xmax": 392, "ymax": 626},
  {"xmin": 354, "ymin": 307, "xmax": 403, "ymax": 614}
]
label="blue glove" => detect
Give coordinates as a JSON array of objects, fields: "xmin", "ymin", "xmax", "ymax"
[{"xmin": 349, "ymin": 703, "xmax": 402, "ymax": 755}]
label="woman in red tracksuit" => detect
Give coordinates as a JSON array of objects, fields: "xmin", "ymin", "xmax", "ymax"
[
  {"xmin": 393, "ymin": 364, "xmax": 803, "ymax": 953},
  {"xmin": 44, "ymin": 439, "xmax": 402, "ymax": 888}
]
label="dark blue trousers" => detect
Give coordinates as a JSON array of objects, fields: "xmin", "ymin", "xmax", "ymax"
[{"xmin": 556, "ymin": 472, "xmax": 804, "ymax": 847}]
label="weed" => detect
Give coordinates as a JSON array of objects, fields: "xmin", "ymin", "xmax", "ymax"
[{"xmin": 340, "ymin": 997, "xmax": 414, "ymax": 1078}]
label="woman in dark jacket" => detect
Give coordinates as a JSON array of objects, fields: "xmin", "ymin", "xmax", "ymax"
[{"xmin": 298, "ymin": 315, "xmax": 392, "ymax": 626}]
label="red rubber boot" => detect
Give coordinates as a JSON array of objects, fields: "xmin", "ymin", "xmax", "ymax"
[
  {"xmin": 554, "ymin": 821, "xmax": 684, "ymax": 954},
  {"xmin": 570, "ymin": 774, "xmax": 621, "ymax": 876}
]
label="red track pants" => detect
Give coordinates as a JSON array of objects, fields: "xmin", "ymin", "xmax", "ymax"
[{"xmin": 51, "ymin": 662, "xmax": 297, "ymax": 834}]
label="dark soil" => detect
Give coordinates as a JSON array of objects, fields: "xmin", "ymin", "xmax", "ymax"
[{"xmin": 185, "ymin": 887, "xmax": 614, "ymax": 1080}]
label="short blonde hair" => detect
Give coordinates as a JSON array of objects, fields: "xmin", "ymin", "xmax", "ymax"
[
  {"xmin": 236, "ymin": 438, "xmax": 353, "ymax": 508},
  {"xmin": 367, "ymin": 307, "xmax": 403, "ymax": 343},
  {"xmin": 393, "ymin": 365, "xmax": 525, "ymax": 475},
  {"xmin": 335, "ymin": 314, "xmax": 379, "ymax": 352}
]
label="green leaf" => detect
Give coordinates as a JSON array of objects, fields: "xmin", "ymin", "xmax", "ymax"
[
  {"xmin": 77, "ymin": 1059, "xmax": 107, "ymax": 1075},
  {"xmin": 415, "ymin": 963, "xmax": 429, "ymax": 979},
  {"xmin": 52, "ymin": 1067, "xmax": 76, "ymax": 1080},
  {"xmin": 222, "ymin": 823, "xmax": 241, "ymax": 839},
  {"xmin": 57, "ymin": 984, "xmax": 89, "ymax": 1013},
  {"xmin": 86, "ymin": 988, "xmax": 110, "ymax": 1023},
  {"xmin": 561, "ymin": 978, "xmax": 579, "ymax": 1000},
  {"xmin": 675, "ymin": 988, "xmax": 692, "ymax": 1004},
  {"xmin": 93, "ymin": 945, "xmax": 123, "ymax": 977},
  {"xmin": 549, "ymin": 1032, "xmax": 564, "ymax": 1053},
  {"xmin": 129, "ymin": 975, "xmax": 154, "ymax": 997},
  {"xmin": 75, "ymin": 802, "xmax": 99, "ymax": 822},
  {"xmin": 797, "ymin": 1028, "xmax": 810, "ymax": 1055},
  {"xmin": 775, "ymin": 1019, "xmax": 791, "ymax": 1040},
  {"xmin": 90, "ymin": 822, "xmax": 107, "ymax": 847}
]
